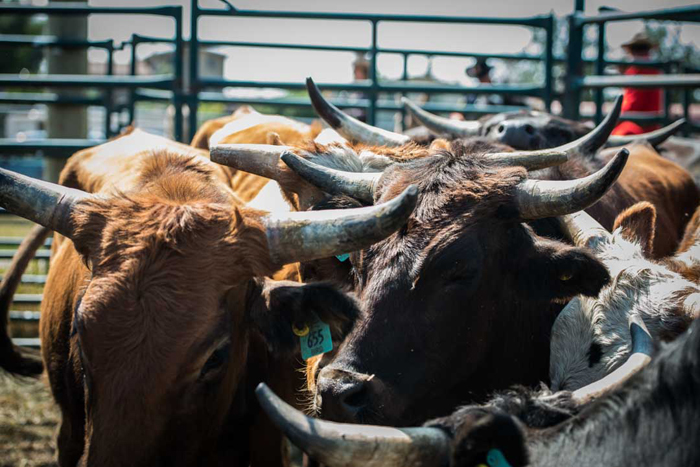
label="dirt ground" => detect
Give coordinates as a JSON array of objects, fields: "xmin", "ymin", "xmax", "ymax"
[
  {"xmin": 1, "ymin": 217, "xmax": 58, "ymax": 466},
  {"xmin": 0, "ymin": 373, "xmax": 59, "ymax": 467}
]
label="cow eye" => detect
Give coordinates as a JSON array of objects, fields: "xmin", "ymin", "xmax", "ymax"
[{"xmin": 200, "ymin": 342, "xmax": 230, "ymax": 379}]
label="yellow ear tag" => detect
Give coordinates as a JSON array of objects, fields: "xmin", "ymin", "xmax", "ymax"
[
  {"xmin": 560, "ymin": 272, "xmax": 573, "ymax": 281},
  {"xmin": 292, "ymin": 323, "xmax": 310, "ymax": 337}
]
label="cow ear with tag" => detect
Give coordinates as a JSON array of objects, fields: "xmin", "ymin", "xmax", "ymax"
[
  {"xmin": 515, "ymin": 236, "xmax": 610, "ymax": 301},
  {"xmin": 426, "ymin": 407, "xmax": 528, "ymax": 467},
  {"xmin": 247, "ymin": 278, "xmax": 359, "ymax": 354}
]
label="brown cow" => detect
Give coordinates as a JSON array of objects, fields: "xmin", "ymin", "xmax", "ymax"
[{"xmin": 0, "ymin": 129, "xmax": 417, "ymax": 466}]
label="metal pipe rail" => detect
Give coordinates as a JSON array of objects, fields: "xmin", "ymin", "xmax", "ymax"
[
  {"xmin": 0, "ymin": 3, "xmax": 184, "ymax": 141},
  {"xmin": 0, "ymin": 138, "xmax": 104, "ymax": 155},
  {"xmin": 188, "ymin": 1, "xmax": 555, "ymax": 139}
]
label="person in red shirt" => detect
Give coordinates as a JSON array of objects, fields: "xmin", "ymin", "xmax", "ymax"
[{"xmin": 612, "ymin": 32, "xmax": 663, "ymax": 136}]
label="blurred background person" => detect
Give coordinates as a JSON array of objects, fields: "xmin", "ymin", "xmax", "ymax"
[{"xmin": 612, "ymin": 31, "xmax": 663, "ymax": 136}]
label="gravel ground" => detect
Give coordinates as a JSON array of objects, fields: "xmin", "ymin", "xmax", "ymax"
[{"xmin": 0, "ymin": 373, "xmax": 59, "ymax": 467}]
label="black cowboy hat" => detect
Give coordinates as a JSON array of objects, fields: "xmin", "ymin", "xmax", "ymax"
[
  {"xmin": 466, "ymin": 57, "xmax": 492, "ymax": 78},
  {"xmin": 621, "ymin": 32, "xmax": 658, "ymax": 52}
]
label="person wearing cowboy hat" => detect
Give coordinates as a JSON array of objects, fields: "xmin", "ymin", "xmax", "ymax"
[{"xmin": 612, "ymin": 31, "xmax": 663, "ymax": 136}]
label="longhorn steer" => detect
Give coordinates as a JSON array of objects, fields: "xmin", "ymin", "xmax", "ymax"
[{"xmin": 0, "ymin": 129, "xmax": 417, "ymax": 466}]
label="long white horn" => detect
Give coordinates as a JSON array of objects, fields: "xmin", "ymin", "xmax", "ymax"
[
  {"xmin": 606, "ymin": 119, "xmax": 685, "ymax": 148},
  {"xmin": 307, "ymin": 77, "xmax": 411, "ymax": 148},
  {"xmin": 264, "ymin": 185, "xmax": 417, "ymax": 264},
  {"xmin": 280, "ymin": 152, "xmax": 381, "ymax": 204},
  {"xmin": 255, "ymin": 383, "xmax": 450, "ymax": 467},
  {"xmin": 572, "ymin": 313, "xmax": 653, "ymax": 404},
  {"xmin": 516, "ymin": 148, "xmax": 628, "ymax": 220},
  {"xmin": 402, "ymin": 97, "xmax": 481, "ymax": 138},
  {"xmin": 0, "ymin": 168, "xmax": 91, "ymax": 239}
]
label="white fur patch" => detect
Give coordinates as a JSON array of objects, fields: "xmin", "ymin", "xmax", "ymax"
[{"xmin": 247, "ymin": 181, "xmax": 291, "ymax": 213}]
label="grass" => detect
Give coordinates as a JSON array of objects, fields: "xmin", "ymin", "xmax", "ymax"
[{"xmin": 0, "ymin": 217, "xmax": 58, "ymax": 465}]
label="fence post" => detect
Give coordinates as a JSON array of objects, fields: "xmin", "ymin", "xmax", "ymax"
[
  {"xmin": 104, "ymin": 40, "xmax": 114, "ymax": 138},
  {"xmin": 543, "ymin": 13, "xmax": 554, "ymax": 112},
  {"xmin": 188, "ymin": 0, "xmax": 200, "ymax": 142},
  {"xmin": 369, "ymin": 19, "xmax": 378, "ymax": 126},
  {"xmin": 45, "ymin": 0, "xmax": 87, "ymax": 182},
  {"xmin": 173, "ymin": 7, "xmax": 183, "ymax": 142},
  {"xmin": 128, "ymin": 35, "xmax": 138, "ymax": 126},
  {"xmin": 594, "ymin": 23, "xmax": 605, "ymax": 124},
  {"xmin": 564, "ymin": 11, "xmax": 583, "ymax": 120}
]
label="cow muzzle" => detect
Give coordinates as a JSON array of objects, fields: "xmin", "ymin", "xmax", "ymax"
[
  {"xmin": 492, "ymin": 120, "xmax": 541, "ymax": 150},
  {"xmin": 316, "ymin": 366, "xmax": 387, "ymax": 423}
]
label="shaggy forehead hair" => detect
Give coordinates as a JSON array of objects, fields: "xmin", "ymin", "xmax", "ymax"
[
  {"xmin": 70, "ymin": 151, "xmax": 272, "ymax": 388},
  {"xmin": 550, "ymin": 229, "xmax": 698, "ymax": 391}
]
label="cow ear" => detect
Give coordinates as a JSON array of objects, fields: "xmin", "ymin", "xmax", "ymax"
[
  {"xmin": 426, "ymin": 408, "xmax": 528, "ymax": 467},
  {"xmin": 613, "ymin": 201, "xmax": 656, "ymax": 258},
  {"xmin": 247, "ymin": 279, "xmax": 359, "ymax": 354},
  {"xmin": 516, "ymin": 238, "xmax": 610, "ymax": 301}
]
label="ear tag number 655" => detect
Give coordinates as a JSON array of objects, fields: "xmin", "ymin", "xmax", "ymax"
[{"xmin": 299, "ymin": 317, "xmax": 333, "ymax": 360}]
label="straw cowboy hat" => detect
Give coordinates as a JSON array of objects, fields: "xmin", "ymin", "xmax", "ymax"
[{"xmin": 621, "ymin": 32, "xmax": 658, "ymax": 52}]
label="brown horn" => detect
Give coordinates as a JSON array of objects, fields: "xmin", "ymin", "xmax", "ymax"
[
  {"xmin": 210, "ymin": 143, "xmax": 290, "ymax": 180},
  {"xmin": 280, "ymin": 152, "xmax": 381, "ymax": 204},
  {"xmin": 516, "ymin": 148, "xmax": 629, "ymax": 220},
  {"xmin": 0, "ymin": 167, "xmax": 90, "ymax": 239},
  {"xmin": 559, "ymin": 210, "xmax": 612, "ymax": 249},
  {"xmin": 307, "ymin": 77, "xmax": 410, "ymax": 148},
  {"xmin": 255, "ymin": 383, "xmax": 450, "ymax": 467},
  {"xmin": 264, "ymin": 185, "xmax": 417, "ymax": 264},
  {"xmin": 572, "ymin": 313, "xmax": 653, "ymax": 404},
  {"xmin": 606, "ymin": 119, "xmax": 685, "ymax": 148},
  {"xmin": 401, "ymin": 97, "xmax": 481, "ymax": 138}
]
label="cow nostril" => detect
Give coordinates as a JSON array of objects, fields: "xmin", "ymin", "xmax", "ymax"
[
  {"xmin": 525, "ymin": 124, "xmax": 535, "ymax": 135},
  {"xmin": 340, "ymin": 382, "xmax": 368, "ymax": 410},
  {"xmin": 497, "ymin": 124, "xmax": 506, "ymax": 133}
]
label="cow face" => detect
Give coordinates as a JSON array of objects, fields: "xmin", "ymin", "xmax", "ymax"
[
  {"xmin": 478, "ymin": 111, "xmax": 591, "ymax": 150},
  {"xmin": 550, "ymin": 203, "xmax": 698, "ymax": 392},
  {"xmin": 52, "ymin": 156, "xmax": 359, "ymax": 466},
  {"xmin": 304, "ymin": 140, "xmax": 611, "ymax": 425}
]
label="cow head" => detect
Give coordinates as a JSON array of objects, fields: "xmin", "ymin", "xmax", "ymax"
[
  {"xmin": 223, "ymin": 142, "xmax": 627, "ymax": 426},
  {"xmin": 0, "ymin": 152, "xmax": 418, "ymax": 465},
  {"xmin": 550, "ymin": 203, "xmax": 698, "ymax": 392}
]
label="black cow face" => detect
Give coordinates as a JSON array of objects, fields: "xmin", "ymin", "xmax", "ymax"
[
  {"xmin": 312, "ymin": 141, "xmax": 610, "ymax": 425},
  {"xmin": 479, "ymin": 111, "xmax": 592, "ymax": 150}
]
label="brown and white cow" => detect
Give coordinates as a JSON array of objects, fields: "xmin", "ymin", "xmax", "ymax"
[
  {"xmin": 0, "ymin": 129, "xmax": 417, "ymax": 466},
  {"xmin": 550, "ymin": 203, "xmax": 700, "ymax": 393}
]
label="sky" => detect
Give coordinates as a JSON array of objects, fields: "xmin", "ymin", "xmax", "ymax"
[{"xmin": 29, "ymin": 0, "xmax": 700, "ymax": 86}]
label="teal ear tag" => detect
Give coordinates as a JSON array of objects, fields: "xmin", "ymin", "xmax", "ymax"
[
  {"xmin": 299, "ymin": 317, "xmax": 333, "ymax": 360},
  {"xmin": 486, "ymin": 449, "xmax": 512, "ymax": 467},
  {"xmin": 336, "ymin": 253, "xmax": 350, "ymax": 262}
]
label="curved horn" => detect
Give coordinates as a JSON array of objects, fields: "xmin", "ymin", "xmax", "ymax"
[
  {"xmin": 516, "ymin": 148, "xmax": 629, "ymax": 220},
  {"xmin": 402, "ymin": 97, "xmax": 481, "ymax": 138},
  {"xmin": 265, "ymin": 185, "xmax": 417, "ymax": 264},
  {"xmin": 281, "ymin": 152, "xmax": 381, "ymax": 204},
  {"xmin": 255, "ymin": 383, "xmax": 450, "ymax": 467},
  {"xmin": 572, "ymin": 313, "xmax": 653, "ymax": 404},
  {"xmin": 487, "ymin": 149, "xmax": 569, "ymax": 171},
  {"xmin": 0, "ymin": 168, "xmax": 90, "ymax": 239},
  {"xmin": 307, "ymin": 77, "xmax": 410, "ymax": 148},
  {"xmin": 559, "ymin": 210, "xmax": 611, "ymax": 249},
  {"xmin": 554, "ymin": 94, "xmax": 623, "ymax": 157},
  {"xmin": 606, "ymin": 119, "xmax": 685, "ymax": 148},
  {"xmin": 210, "ymin": 143, "xmax": 290, "ymax": 180}
]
